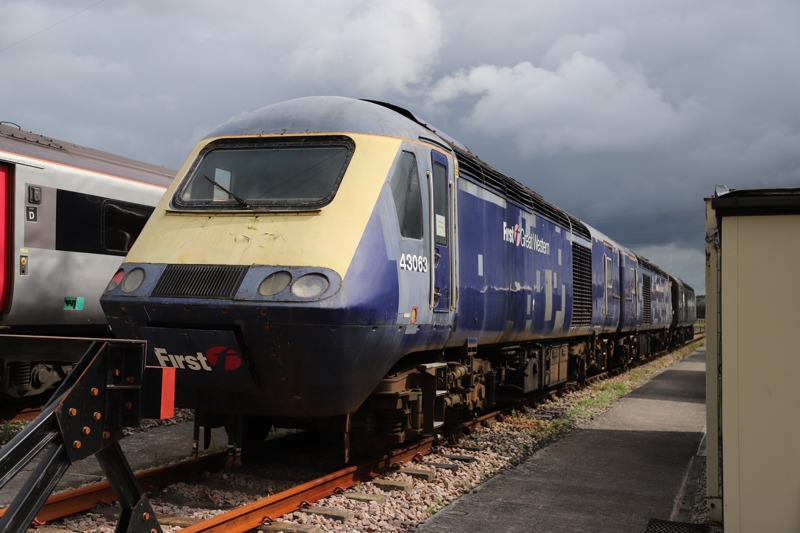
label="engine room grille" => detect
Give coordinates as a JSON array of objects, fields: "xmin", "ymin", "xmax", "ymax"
[
  {"xmin": 152, "ymin": 265, "xmax": 248, "ymax": 299},
  {"xmin": 571, "ymin": 243, "xmax": 592, "ymax": 327},
  {"xmin": 642, "ymin": 273, "xmax": 652, "ymax": 324}
]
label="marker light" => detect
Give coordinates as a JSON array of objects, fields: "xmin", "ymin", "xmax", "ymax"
[
  {"xmin": 106, "ymin": 269, "xmax": 125, "ymax": 291},
  {"xmin": 121, "ymin": 268, "xmax": 146, "ymax": 293},
  {"xmin": 291, "ymin": 274, "xmax": 329, "ymax": 298},
  {"xmin": 258, "ymin": 271, "xmax": 291, "ymax": 296}
]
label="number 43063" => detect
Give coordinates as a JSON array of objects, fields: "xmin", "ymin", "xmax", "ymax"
[{"xmin": 400, "ymin": 253, "xmax": 428, "ymax": 273}]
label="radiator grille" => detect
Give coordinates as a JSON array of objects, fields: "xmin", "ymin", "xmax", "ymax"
[
  {"xmin": 571, "ymin": 243, "xmax": 592, "ymax": 327},
  {"xmin": 642, "ymin": 273, "xmax": 652, "ymax": 324},
  {"xmin": 152, "ymin": 265, "xmax": 248, "ymax": 299}
]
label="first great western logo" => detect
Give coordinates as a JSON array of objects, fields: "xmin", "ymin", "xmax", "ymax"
[
  {"xmin": 502, "ymin": 222, "xmax": 550, "ymax": 255},
  {"xmin": 153, "ymin": 346, "xmax": 243, "ymax": 371}
]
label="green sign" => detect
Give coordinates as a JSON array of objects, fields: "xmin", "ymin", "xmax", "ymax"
[{"xmin": 63, "ymin": 297, "xmax": 85, "ymax": 311}]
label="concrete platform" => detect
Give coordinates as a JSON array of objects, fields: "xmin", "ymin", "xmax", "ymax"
[{"xmin": 417, "ymin": 348, "xmax": 707, "ymax": 533}]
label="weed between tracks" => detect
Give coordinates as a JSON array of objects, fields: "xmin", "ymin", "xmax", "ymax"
[
  {"xmin": 506, "ymin": 340, "xmax": 705, "ymax": 450},
  {"xmin": 0, "ymin": 420, "xmax": 27, "ymax": 446}
]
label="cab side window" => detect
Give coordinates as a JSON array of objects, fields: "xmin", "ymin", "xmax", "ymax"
[{"xmin": 389, "ymin": 151, "xmax": 423, "ymax": 239}]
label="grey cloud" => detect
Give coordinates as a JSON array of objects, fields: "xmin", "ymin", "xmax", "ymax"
[{"xmin": 2, "ymin": 0, "xmax": 799, "ymax": 294}]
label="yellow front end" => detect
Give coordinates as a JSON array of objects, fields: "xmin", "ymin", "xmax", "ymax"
[{"xmin": 126, "ymin": 133, "xmax": 402, "ymax": 278}]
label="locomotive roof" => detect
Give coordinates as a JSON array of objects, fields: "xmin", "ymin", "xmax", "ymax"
[
  {"xmin": 0, "ymin": 122, "xmax": 175, "ymax": 188},
  {"xmin": 207, "ymin": 97, "xmax": 440, "ymax": 144},
  {"xmin": 208, "ymin": 96, "xmax": 593, "ymax": 241}
]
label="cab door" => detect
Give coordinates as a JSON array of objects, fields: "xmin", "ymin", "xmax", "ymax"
[{"xmin": 428, "ymin": 151, "xmax": 451, "ymax": 313}]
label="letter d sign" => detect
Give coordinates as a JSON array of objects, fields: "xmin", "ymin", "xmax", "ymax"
[{"xmin": 26, "ymin": 206, "xmax": 37, "ymax": 222}]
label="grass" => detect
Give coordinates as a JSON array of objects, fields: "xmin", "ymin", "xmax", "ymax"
[
  {"xmin": 510, "ymin": 340, "xmax": 705, "ymax": 445},
  {"xmin": 0, "ymin": 420, "xmax": 28, "ymax": 446}
]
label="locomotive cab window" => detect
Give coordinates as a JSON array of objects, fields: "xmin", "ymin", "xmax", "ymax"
[
  {"xmin": 389, "ymin": 151, "xmax": 423, "ymax": 239},
  {"xmin": 173, "ymin": 136, "xmax": 355, "ymax": 211}
]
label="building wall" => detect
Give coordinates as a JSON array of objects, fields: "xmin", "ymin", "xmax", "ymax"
[{"xmin": 719, "ymin": 214, "xmax": 800, "ymax": 532}]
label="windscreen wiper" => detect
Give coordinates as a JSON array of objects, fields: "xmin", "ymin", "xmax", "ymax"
[{"xmin": 203, "ymin": 174, "xmax": 251, "ymax": 209}]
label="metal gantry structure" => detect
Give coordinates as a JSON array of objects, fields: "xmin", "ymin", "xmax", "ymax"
[{"xmin": 0, "ymin": 337, "xmax": 164, "ymax": 533}]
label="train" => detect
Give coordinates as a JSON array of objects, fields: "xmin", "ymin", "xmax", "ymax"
[
  {"xmin": 0, "ymin": 122, "xmax": 174, "ymax": 403},
  {"xmin": 99, "ymin": 96, "xmax": 696, "ymax": 460}
]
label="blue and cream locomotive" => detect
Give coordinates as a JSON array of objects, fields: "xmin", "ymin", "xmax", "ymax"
[{"xmin": 100, "ymin": 97, "xmax": 695, "ymax": 457}]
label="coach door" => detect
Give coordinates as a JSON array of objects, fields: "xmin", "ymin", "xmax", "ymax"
[
  {"xmin": 603, "ymin": 247, "xmax": 613, "ymax": 328},
  {"xmin": 428, "ymin": 150, "xmax": 452, "ymax": 313},
  {"xmin": 0, "ymin": 163, "xmax": 10, "ymax": 314}
]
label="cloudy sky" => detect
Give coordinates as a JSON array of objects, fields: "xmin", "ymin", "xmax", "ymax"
[{"xmin": 2, "ymin": 0, "xmax": 799, "ymax": 293}]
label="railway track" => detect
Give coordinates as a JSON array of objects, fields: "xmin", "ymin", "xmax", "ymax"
[
  {"xmin": 1, "ymin": 336, "xmax": 705, "ymax": 532},
  {"xmin": 0, "ymin": 406, "xmax": 43, "ymax": 424}
]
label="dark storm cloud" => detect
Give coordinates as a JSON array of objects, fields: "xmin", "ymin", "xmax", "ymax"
[{"xmin": 2, "ymin": 0, "xmax": 798, "ymax": 292}]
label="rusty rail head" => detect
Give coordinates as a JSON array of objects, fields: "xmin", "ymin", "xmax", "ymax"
[{"xmin": 177, "ymin": 437, "xmax": 435, "ymax": 533}]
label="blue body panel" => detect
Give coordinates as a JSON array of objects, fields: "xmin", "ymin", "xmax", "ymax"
[{"xmin": 452, "ymin": 178, "xmax": 573, "ymax": 345}]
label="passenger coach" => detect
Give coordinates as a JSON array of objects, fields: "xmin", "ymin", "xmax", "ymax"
[{"xmin": 0, "ymin": 123, "xmax": 173, "ymax": 401}]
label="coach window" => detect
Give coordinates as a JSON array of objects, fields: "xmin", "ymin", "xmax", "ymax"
[
  {"xmin": 389, "ymin": 151, "xmax": 423, "ymax": 239},
  {"xmin": 103, "ymin": 201, "xmax": 154, "ymax": 253}
]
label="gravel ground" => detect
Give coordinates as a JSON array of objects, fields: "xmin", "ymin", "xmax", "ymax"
[
  {"xmin": 42, "ymin": 341, "xmax": 706, "ymax": 533},
  {"xmin": 689, "ymin": 460, "xmax": 709, "ymax": 524}
]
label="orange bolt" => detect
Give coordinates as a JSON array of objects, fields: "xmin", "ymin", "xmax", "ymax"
[
  {"xmin": 114, "ymin": 369, "xmax": 121, "ymax": 377},
  {"xmin": 124, "ymin": 401, "xmax": 132, "ymax": 409},
  {"xmin": 68, "ymin": 408, "xmax": 77, "ymax": 417},
  {"xmin": 94, "ymin": 412, "xmax": 102, "ymax": 420},
  {"xmin": 143, "ymin": 512, "xmax": 150, "ymax": 520},
  {"xmin": 103, "ymin": 431, "xmax": 111, "ymax": 439},
  {"xmin": 91, "ymin": 388, "xmax": 99, "ymax": 396},
  {"xmin": 73, "ymin": 440, "xmax": 81, "ymax": 449},
  {"xmin": 125, "ymin": 376, "xmax": 135, "ymax": 384},
  {"xmin": 82, "ymin": 427, "xmax": 91, "ymax": 435}
]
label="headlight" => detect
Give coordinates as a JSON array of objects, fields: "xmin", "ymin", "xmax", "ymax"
[
  {"xmin": 258, "ymin": 271, "xmax": 292, "ymax": 296},
  {"xmin": 106, "ymin": 269, "xmax": 125, "ymax": 291},
  {"xmin": 291, "ymin": 273, "xmax": 329, "ymax": 298},
  {"xmin": 121, "ymin": 267, "xmax": 146, "ymax": 293}
]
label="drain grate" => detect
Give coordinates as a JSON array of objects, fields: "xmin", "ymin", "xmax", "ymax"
[{"xmin": 645, "ymin": 519, "xmax": 710, "ymax": 533}]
